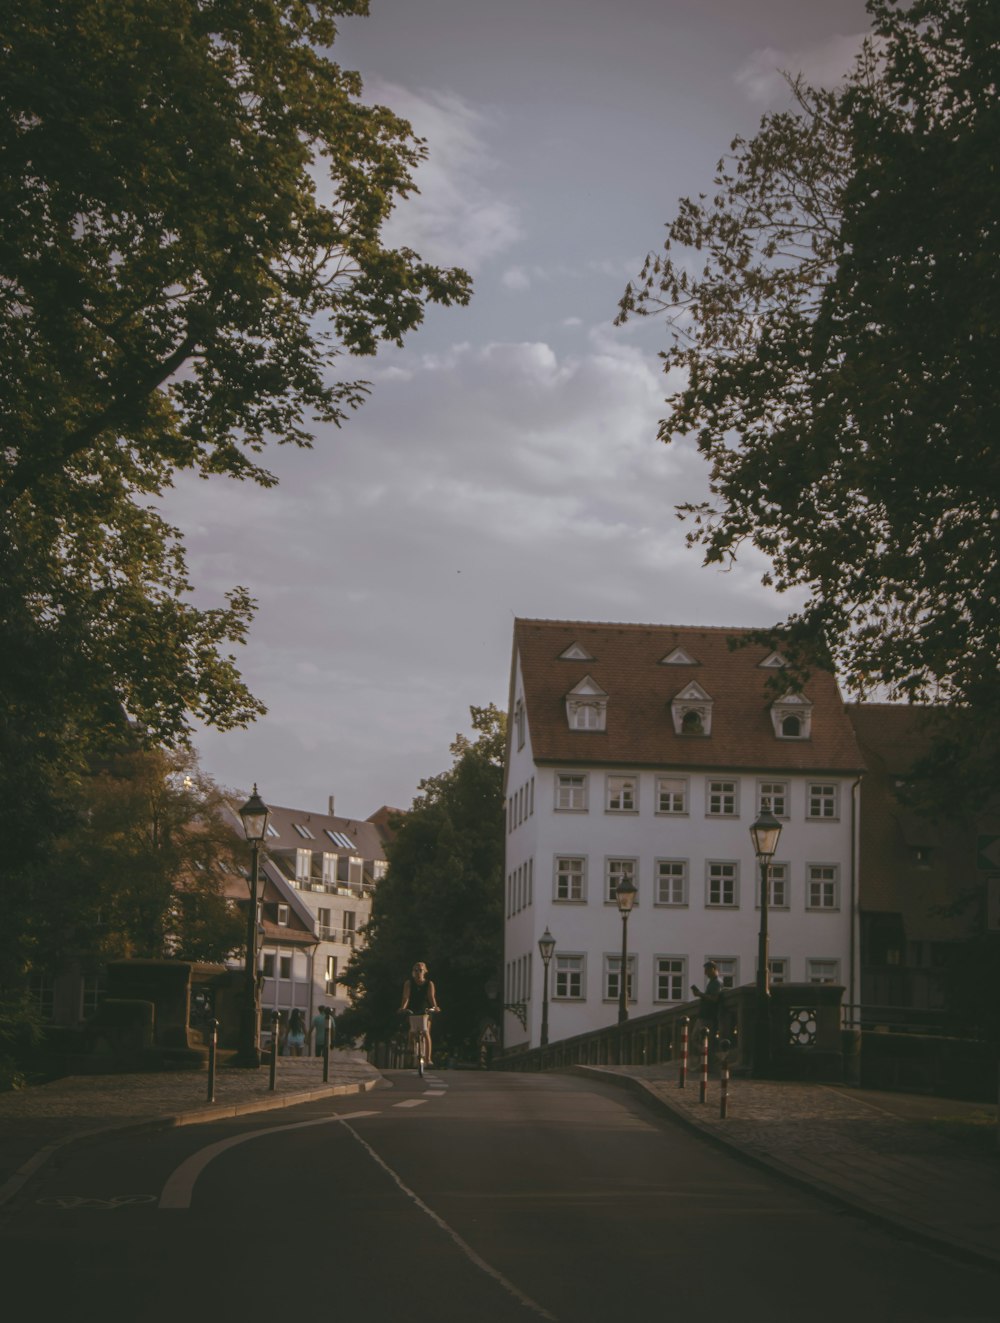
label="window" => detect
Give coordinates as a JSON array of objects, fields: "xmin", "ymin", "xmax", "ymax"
[
  {"xmin": 372, "ymin": 859, "xmax": 388, "ymax": 880},
  {"xmin": 555, "ymin": 856, "xmax": 585, "ymax": 902},
  {"xmin": 706, "ymin": 957, "xmax": 738, "ymax": 988},
  {"xmin": 565, "ymin": 676, "xmax": 608, "ymax": 731},
  {"xmin": 277, "ymin": 903, "xmax": 290, "ymax": 926},
  {"xmin": 515, "ymin": 699, "xmax": 525, "ymax": 750},
  {"xmin": 671, "ymin": 681, "xmax": 713, "ymax": 735},
  {"xmin": 295, "ymin": 848, "xmax": 312, "ymax": 882},
  {"xmin": 758, "ymin": 781, "xmax": 788, "ymax": 818},
  {"xmin": 344, "ymin": 911, "xmax": 357, "ymax": 946},
  {"xmin": 556, "ymin": 773, "xmax": 587, "ymax": 811},
  {"xmin": 29, "ymin": 973, "xmax": 54, "ymax": 1021},
  {"xmin": 707, "ymin": 861, "xmax": 738, "ymax": 907},
  {"xmin": 318, "ymin": 907, "xmax": 332, "ymax": 939},
  {"xmin": 759, "ymin": 862, "xmax": 788, "ymax": 909},
  {"xmin": 655, "ymin": 859, "xmax": 687, "ymax": 906},
  {"xmin": 707, "ymin": 779, "xmax": 738, "ymax": 816},
  {"xmin": 554, "ymin": 955, "xmax": 584, "ymax": 999},
  {"xmin": 293, "ymin": 822, "xmax": 315, "ymax": 839},
  {"xmin": 807, "ymin": 958, "xmax": 840, "ymax": 984},
  {"xmin": 807, "ymin": 864, "xmax": 839, "ymax": 909},
  {"xmin": 266, "ymin": 823, "xmax": 281, "ymax": 838},
  {"xmin": 570, "ymin": 703, "xmax": 604, "ymax": 730},
  {"xmin": 656, "ymin": 777, "xmax": 687, "ymax": 814},
  {"xmin": 781, "ymin": 715, "xmax": 802, "ymax": 737},
  {"xmin": 262, "ymin": 953, "xmax": 276, "ymax": 978},
  {"xmin": 607, "ymin": 774, "xmax": 637, "ymax": 812},
  {"xmin": 325, "ymin": 829, "xmax": 356, "ymax": 850},
  {"xmin": 278, "ymin": 955, "xmax": 292, "ymax": 980},
  {"xmin": 655, "ymin": 956, "xmax": 686, "ymax": 1003},
  {"xmin": 606, "ymin": 857, "xmax": 637, "ymax": 904},
  {"xmin": 80, "ymin": 972, "xmax": 104, "ymax": 1020},
  {"xmin": 769, "ymin": 957, "xmax": 789, "ymax": 985},
  {"xmin": 770, "ymin": 693, "xmax": 813, "ymax": 739},
  {"xmin": 604, "ymin": 954, "xmax": 636, "ymax": 1004},
  {"xmin": 325, "ymin": 955, "xmax": 338, "ymax": 996},
  {"xmin": 808, "ymin": 783, "xmax": 839, "ymax": 820}
]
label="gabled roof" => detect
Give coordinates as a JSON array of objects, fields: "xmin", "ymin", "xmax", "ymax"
[
  {"xmin": 259, "ymin": 803, "xmax": 387, "ymax": 863},
  {"xmin": 513, "ymin": 618, "xmax": 863, "ymax": 772}
]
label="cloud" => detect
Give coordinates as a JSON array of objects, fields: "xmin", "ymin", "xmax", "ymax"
[
  {"xmin": 736, "ymin": 33, "xmax": 865, "ymax": 104},
  {"xmin": 366, "ymin": 79, "xmax": 522, "ymax": 269}
]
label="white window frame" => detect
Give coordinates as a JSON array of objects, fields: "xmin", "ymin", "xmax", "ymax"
[
  {"xmin": 655, "ymin": 776, "xmax": 688, "ymax": 815},
  {"xmin": 706, "ymin": 778, "xmax": 739, "ymax": 817},
  {"xmin": 655, "ymin": 859, "xmax": 688, "ymax": 906},
  {"xmin": 757, "ymin": 780, "xmax": 789, "ymax": 819},
  {"xmin": 654, "ymin": 955, "xmax": 686, "ymax": 1003},
  {"xmin": 606, "ymin": 857, "xmax": 638, "ymax": 904},
  {"xmin": 706, "ymin": 861, "xmax": 739, "ymax": 907},
  {"xmin": 554, "ymin": 954, "xmax": 585, "ymax": 1000},
  {"xmin": 277, "ymin": 904, "xmax": 290, "ymax": 926},
  {"xmin": 807, "ymin": 958, "xmax": 841, "ymax": 984},
  {"xmin": 807, "ymin": 863, "xmax": 840, "ymax": 910},
  {"xmin": 606, "ymin": 774, "xmax": 638, "ymax": 813},
  {"xmin": 755, "ymin": 861, "xmax": 789, "ymax": 910},
  {"xmin": 807, "ymin": 782, "xmax": 840, "ymax": 821},
  {"xmin": 554, "ymin": 855, "xmax": 586, "ymax": 902},
  {"xmin": 555, "ymin": 772, "xmax": 588, "ymax": 812},
  {"xmin": 768, "ymin": 957, "xmax": 789, "ymax": 985},
  {"xmin": 603, "ymin": 953, "xmax": 637, "ymax": 1004}
]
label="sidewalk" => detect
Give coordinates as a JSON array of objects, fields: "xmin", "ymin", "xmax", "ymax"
[
  {"xmin": 578, "ymin": 1064, "xmax": 1000, "ymax": 1273},
  {"xmin": 0, "ymin": 1049, "xmax": 382, "ymax": 1207}
]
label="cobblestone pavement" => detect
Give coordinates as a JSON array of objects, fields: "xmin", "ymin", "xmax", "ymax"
[
  {"xmin": 0, "ymin": 1050, "xmax": 382, "ymax": 1205},
  {"xmin": 578, "ymin": 1065, "xmax": 1000, "ymax": 1272}
]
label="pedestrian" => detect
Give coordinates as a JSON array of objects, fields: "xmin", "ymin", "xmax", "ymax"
[
  {"xmin": 285, "ymin": 1007, "xmax": 307, "ymax": 1057},
  {"xmin": 312, "ymin": 1005, "xmax": 332, "ymax": 1057},
  {"xmin": 690, "ymin": 961, "xmax": 723, "ymax": 1050}
]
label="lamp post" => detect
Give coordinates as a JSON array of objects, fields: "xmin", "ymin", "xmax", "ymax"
[
  {"xmin": 615, "ymin": 876, "xmax": 637, "ymax": 1024},
  {"xmin": 238, "ymin": 784, "xmax": 270, "ymax": 1068},
  {"xmin": 750, "ymin": 804, "xmax": 782, "ymax": 1076},
  {"xmin": 538, "ymin": 928, "xmax": 555, "ymax": 1047}
]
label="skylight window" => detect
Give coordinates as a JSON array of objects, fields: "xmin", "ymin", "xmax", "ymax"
[
  {"xmin": 324, "ymin": 829, "xmax": 356, "ymax": 850},
  {"xmin": 293, "ymin": 823, "xmax": 315, "ymax": 840}
]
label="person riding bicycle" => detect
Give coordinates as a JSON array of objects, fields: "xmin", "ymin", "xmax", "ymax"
[{"xmin": 399, "ymin": 961, "xmax": 439, "ymax": 1066}]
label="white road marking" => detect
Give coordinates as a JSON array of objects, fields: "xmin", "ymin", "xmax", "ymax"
[
  {"xmin": 158, "ymin": 1111, "xmax": 378, "ymax": 1210},
  {"xmin": 424, "ymin": 1090, "xmax": 447, "ymax": 1097},
  {"xmin": 339, "ymin": 1120, "xmax": 558, "ymax": 1321},
  {"xmin": 393, "ymin": 1099, "xmax": 429, "ymax": 1109}
]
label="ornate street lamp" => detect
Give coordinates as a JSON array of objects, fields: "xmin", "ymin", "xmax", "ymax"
[
  {"xmin": 615, "ymin": 876, "xmax": 637, "ymax": 1024},
  {"xmin": 537, "ymin": 928, "xmax": 556, "ymax": 1047},
  {"xmin": 750, "ymin": 803, "xmax": 782, "ymax": 1076},
  {"xmin": 237, "ymin": 784, "xmax": 270, "ymax": 1068}
]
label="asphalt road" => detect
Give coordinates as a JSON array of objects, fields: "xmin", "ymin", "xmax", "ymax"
[{"xmin": 1, "ymin": 1070, "xmax": 995, "ymax": 1322}]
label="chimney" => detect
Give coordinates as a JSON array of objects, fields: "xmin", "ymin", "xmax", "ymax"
[{"xmin": 328, "ymin": 795, "xmax": 335, "ymax": 817}]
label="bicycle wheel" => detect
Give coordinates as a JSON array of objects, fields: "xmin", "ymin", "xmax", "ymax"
[{"xmin": 417, "ymin": 1049, "xmax": 424, "ymax": 1078}]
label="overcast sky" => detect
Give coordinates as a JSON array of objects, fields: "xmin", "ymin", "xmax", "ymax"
[{"xmin": 164, "ymin": 0, "xmax": 872, "ymax": 818}]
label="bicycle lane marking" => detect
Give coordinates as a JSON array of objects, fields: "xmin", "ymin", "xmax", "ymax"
[
  {"xmin": 158, "ymin": 1110, "xmax": 378, "ymax": 1210},
  {"xmin": 338, "ymin": 1119, "xmax": 558, "ymax": 1322}
]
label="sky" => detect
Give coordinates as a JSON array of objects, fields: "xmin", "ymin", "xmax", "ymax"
[{"xmin": 164, "ymin": 0, "xmax": 873, "ymax": 819}]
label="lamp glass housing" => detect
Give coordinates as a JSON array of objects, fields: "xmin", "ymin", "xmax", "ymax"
[
  {"xmin": 239, "ymin": 784, "xmax": 270, "ymax": 843},
  {"xmin": 750, "ymin": 806, "xmax": 782, "ymax": 861},
  {"xmin": 615, "ymin": 877, "xmax": 638, "ymax": 914},
  {"xmin": 538, "ymin": 928, "xmax": 556, "ymax": 964}
]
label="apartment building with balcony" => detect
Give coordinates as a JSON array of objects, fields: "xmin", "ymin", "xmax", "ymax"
[{"xmin": 504, "ymin": 619, "xmax": 865, "ymax": 1050}]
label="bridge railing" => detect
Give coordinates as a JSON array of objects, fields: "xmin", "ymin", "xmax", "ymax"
[{"xmin": 496, "ymin": 982, "xmax": 849, "ymax": 1081}]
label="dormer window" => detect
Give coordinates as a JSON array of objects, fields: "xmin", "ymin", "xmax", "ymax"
[
  {"xmin": 759, "ymin": 651, "xmax": 787, "ymax": 669},
  {"xmin": 565, "ymin": 675, "xmax": 608, "ymax": 731},
  {"xmin": 770, "ymin": 692, "xmax": 812, "ymax": 740},
  {"xmin": 670, "ymin": 681, "xmax": 713, "ymax": 736},
  {"xmin": 559, "ymin": 642, "xmax": 595, "ymax": 661},
  {"xmin": 660, "ymin": 647, "xmax": 698, "ymax": 666}
]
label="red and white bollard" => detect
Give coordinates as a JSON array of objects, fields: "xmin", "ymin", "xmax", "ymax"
[
  {"xmin": 698, "ymin": 1029, "xmax": 709, "ymax": 1104},
  {"xmin": 679, "ymin": 1017, "xmax": 689, "ymax": 1089}
]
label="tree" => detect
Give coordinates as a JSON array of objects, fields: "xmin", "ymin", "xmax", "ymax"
[
  {"xmin": 44, "ymin": 746, "xmax": 245, "ymax": 968},
  {"xmin": 338, "ymin": 706, "xmax": 505, "ymax": 1059},
  {"xmin": 617, "ymin": 0, "xmax": 1000, "ymax": 790},
  {"xmin": 0, "ymin": 1, "xmax": 471, "ymax": 979}
]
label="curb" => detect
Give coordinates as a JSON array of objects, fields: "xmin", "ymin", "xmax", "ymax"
[
  {"xmin": 0, "ymin": 1076, "xmax": 380, "ymax": 1209},
  {"xmin": 573, "ymin": 1066, "xmax": 1000, "ymax": 1277}
]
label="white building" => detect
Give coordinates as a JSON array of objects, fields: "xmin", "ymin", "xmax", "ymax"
[{"xmin": 503, "ymin": 619, "xmax": 865, "ymax": 1051}]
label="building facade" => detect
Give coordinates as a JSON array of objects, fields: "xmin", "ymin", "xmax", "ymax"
[{"xmin": 504, "ymin": 619, "xmax": 865, "ymax": 1051}]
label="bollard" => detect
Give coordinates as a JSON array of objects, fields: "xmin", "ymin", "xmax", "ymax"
[
  {"xmin": 679, "ymin": 1016, "xmax": 689, "ymax": 1089},
  {"xmin": 206, "ymin": 1017, "xmax": 219, "ymax": 1104},
  {"xmin": 322, "ymin": 1006, "xmax": 332, "ymax": 1084},
  {"xmin": 719, "ymin": 1040, "xmax": 731, "ymax": 1119},
  {"xmin": 698, "ymin": 1028, "xmax": 709, "ymax": 1104},
  {"xmin": 269, "ymin": 1010, "xmax": 282, "ymax": 1091}
]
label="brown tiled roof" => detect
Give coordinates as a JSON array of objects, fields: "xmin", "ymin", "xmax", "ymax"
[{"xmin": 514, "ymin": 618, "xmax": 864, "ymax": 773}]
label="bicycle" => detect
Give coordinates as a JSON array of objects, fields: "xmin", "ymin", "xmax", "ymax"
[{"xmin": 403, "ymin": 1009, "xmax": 437, "ymax": 1077}]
